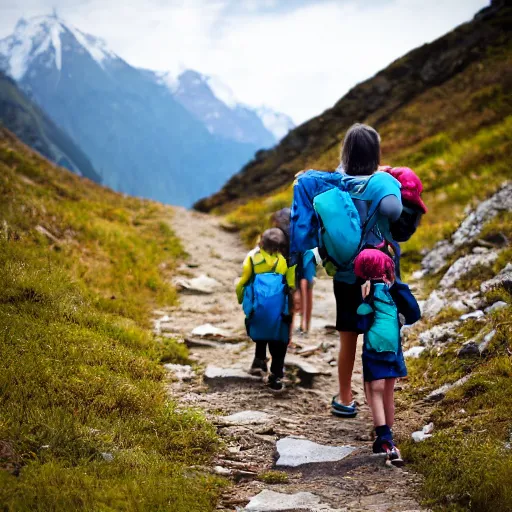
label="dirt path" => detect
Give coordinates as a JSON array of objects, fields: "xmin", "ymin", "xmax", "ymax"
[{"xmin": 154, "ymin": 208, "xmax": 424, "ymax": 512}]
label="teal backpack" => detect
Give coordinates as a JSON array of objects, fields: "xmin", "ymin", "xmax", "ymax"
[
  {"xmin": 242, "ymin": 255, "xmax": 290, "ymax": 344},
  {"xmin": 313, "ymin": 187, "xmax": 362, "ymax": 277}
]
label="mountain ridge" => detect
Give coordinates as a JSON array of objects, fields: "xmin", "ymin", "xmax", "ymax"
[{"xmin": 0, "ymin": 15, "xmax": 293, "ymax": 206}]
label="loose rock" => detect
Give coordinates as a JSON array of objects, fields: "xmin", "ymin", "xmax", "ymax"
[
  {"xmin": 459, "ymin": 310, "xmax": 484, "ymax": 321},
  {"xmin": 484, "ymin": 301, "xmax": 508, "ymax": 314},
  {"xmin": 164, "ymin": 363, "xmax": 194, "ymax": 381},
  {"xmin": 481, "ymin": 263, "xmax": 512, "ymax": 293},
  {"xmin": 175, "ymin": 274, "xmax": 220, "ymax": 294}
]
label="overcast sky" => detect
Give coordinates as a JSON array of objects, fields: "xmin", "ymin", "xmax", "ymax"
[{"xmin": 0, "ymin": 0, "xmax": 490, "ymax": 124}]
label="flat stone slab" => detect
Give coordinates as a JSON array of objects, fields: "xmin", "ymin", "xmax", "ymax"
[
  {"xmin": 203, "ymin": 366, "xmax": 259, "ymax": 385},
  {"xmin": 243, "ymin": 490, "xmax": 339, "ymax": 512},
  {"xmin": 175, "ymin": 274, "xmax": 220, "ymax": 294},
  {"xmin": 191, "ymin": 323, "xmax": 232, "ymax": 339},
  {"xmin": 285, "ymin": 355, "xmax": 330, "ymax": 388},
  {"xmin": 219, "ymin": 410, "xmax": 273, "ymax": 426},
  {"xmin": 276, "ymin": 437, "xmax": 356, "ymax": 467}
]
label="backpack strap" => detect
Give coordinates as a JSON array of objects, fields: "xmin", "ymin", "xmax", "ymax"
[{"xmin": 250, "ymin": 252, "xmax": 283, "ymax": 274}]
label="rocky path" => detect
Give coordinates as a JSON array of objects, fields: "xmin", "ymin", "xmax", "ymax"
[{"xmin": 154, "ymin": 208, "xmax": 424, "ymax": 512}]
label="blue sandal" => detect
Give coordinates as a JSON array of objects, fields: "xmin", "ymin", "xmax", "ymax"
[{"xmin": 331, "ymin": 396, "xmax": 357, "ymax": 418}]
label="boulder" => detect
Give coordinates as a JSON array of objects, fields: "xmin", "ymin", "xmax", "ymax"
[
  {"xmin": 419, "ymin": 321, "xmax": 460, "ymax": 346},
  {"xmin": 422, "ymin": 182, "xmax": 512, "ymax": 275},
  {"xmin": 275, "ymin": 437, "xmax": 356, "ymax": 467},
  {"xmin": 481, "ymin": 263, "xmax": 512, "ymax": 293},
  {"xmin": 439, "ymin": 251, "xmax": 499, "ymax": 289}
]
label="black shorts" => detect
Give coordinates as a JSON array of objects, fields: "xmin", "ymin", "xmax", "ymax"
[{"xmin": 333, "ymin": 279, "xmax": 364, "ymax": 333}]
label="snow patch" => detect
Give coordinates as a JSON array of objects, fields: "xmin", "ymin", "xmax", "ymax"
[
  {"xmin": 49, "ymin": 22, "xmax": 63, "ymax": 71},
  {"xmin": 205, "ymin": 75, "xmax": 238, "ymax": 109},
  {"xmin": 256, "ymin": 105, "xmax": 295, "ymax": 141},
  {"xmin": 68, "ymin": 26, "xmax": 116, "ymax": 67}
]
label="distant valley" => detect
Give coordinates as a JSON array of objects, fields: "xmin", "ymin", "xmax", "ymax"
[{"xmin": 0, "ymin": 15, "xmax": 294, "ymax": 206}]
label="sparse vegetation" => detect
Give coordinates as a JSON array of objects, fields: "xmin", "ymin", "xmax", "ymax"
[
  {"xmin": 0, "ymin": 129, "xmax": 222, "ymax": 511},
  {"xmin": 257, "ymin": 470, "xmax": 289, "ymax": 484}
]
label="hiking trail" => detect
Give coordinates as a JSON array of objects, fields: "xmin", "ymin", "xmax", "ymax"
[{"xmin": 153, "ymin": 207, "xmax": 425, "ymax": 512}]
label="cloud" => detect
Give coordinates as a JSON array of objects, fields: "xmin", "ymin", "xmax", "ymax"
[{"xmin": 0, "ymin": 0, "xmax": 490, "ymax": 123}]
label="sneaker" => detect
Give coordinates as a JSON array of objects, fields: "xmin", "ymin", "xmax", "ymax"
[
  {"xmin": 373, "ymin": 437, "xmax": 404, "ymax": 467},
  {"xmin": 331, "ymin": 396, "xmax": 357, "ymax": 418},
  {"xmin": 249, "ymin": 357, "xmax": 268, "ymax": 376},
  {"xmin": 267, "ymin": 374, "xmax": 284, "ymax": 392}
]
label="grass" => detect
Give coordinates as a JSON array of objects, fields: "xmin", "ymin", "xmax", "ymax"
[
  {"xmin": 401, "ymin": 277, "xmax": 512, "ymax": 511},
  {"xmin": 0, "ymin": 129, "xmax": 223, "ymax": 511},
  {"xmin": 257, "ymin": 470, "xmax": 289, "ymax": 484}
]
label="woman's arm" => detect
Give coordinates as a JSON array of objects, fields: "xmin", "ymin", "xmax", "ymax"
[{"xmin": 379, "ymin": 195, "xmax": 402, "ymax": 222}]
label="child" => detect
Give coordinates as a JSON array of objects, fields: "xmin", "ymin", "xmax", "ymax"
[
  {"xmin": 354, "ymin": 249, "xmax": 407, "ymax": 466},
  {"xmin": 299, "ymin": 248, "xmax": 320, "ymax": 336},
  {"xmin": 236, "ymin": 228, "xmax": 295, "ymax": 392}
]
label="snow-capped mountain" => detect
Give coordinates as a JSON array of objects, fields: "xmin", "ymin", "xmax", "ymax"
[
  {"xmin": 0, "ymin": 15, "xmax": 267, "ymax": 206},
  {"xmin": 152, "ymin": 69, "xmax": 294, "ymax": 147}
]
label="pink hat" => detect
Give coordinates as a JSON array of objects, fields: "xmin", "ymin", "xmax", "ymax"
[{"xmin": 383, "ymin": 166, "xmax": 427, "ymax": 213}]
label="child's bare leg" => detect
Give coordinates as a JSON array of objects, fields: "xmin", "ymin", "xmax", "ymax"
[
  {"xmin": 383, "ymin": 378, "xmax": 396, "ymax": 428},
  {"xmin": 300, "ymin": 279, "xmax": 308, "ymax": 332},
  {"xmin": 367, "ymin": 379, "xmax": 386, "ymax": 427},
  {"xmin": 306, "ymin": 285, "xmax": 313, "ymax": 332},
  {"xmin": 364, "ymin": 381, "xmax": 373, "ymax": 411}
]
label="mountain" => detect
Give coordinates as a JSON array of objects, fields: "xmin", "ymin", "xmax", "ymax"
[
  {"xmin": 150, "ymin": 69, "xmax": 293, "ymax": 146},
  {"xmin": 0, "ymin": 70, "xmax": 100, "ymax": 181},
  {"xmin": 194, "ymin": 0, "xmax": 512, "ymax": 213},
  {"xmin": 0, "ymin": 15, "xmax": 267, "ymax": 206}
]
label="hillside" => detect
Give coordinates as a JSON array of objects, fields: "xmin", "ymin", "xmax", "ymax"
[
  {"xmin": 0, "ymin": 128, "xmax": 221, "ymax": 511},
  {"xmin": 195, "ymin": 1, "xmax": 511, "ymax": 246},
  {"xmin": 0, "ymin": 71, "xmax": 100, "ymax": 182}
]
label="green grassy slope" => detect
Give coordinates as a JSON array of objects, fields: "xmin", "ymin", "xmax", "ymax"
[
  {"xmin": 0, "ymin": 129, "xmax": 222, "ymax": 511},
  {"xmin": 0, "ymin": 71, "xmax": 101, "ymax": 183},
  {"xmin": 399, "ymin": 211, "xmax": 512, "ymax": 511}
]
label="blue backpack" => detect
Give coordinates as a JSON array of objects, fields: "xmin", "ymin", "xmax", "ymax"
[
  {"xmin": 242, "ymin": 255, "xmax": 290, "ymax": 343},
  {"xmin": 290, "ymin": 170, "xmax": 401, "ymax": 282}
]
